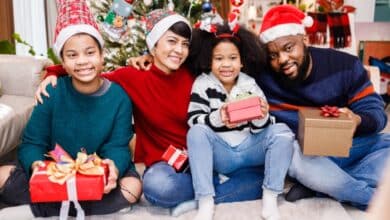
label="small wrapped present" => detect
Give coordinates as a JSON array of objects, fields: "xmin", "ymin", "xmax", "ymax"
[
  {"xmin": 226, "ymin": 96, "xmax": 263, "ymax": 123},
  {"xmin": 29, "ymin": 144, "xmax": 108, "ymax": 219},
  {"xmin": 298, "ymin": 107, "xmax": 355, "ymax": 157},
  {"xmin": 161, "ymin": 145, "xmax": 188, "ymax": 172}
]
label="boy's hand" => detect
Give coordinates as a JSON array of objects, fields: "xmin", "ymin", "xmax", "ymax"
[
  {"xmin": 31, "ymin": 160, "xmax": 45, "ymax": 176},
  {"xmin": 339, "ymin": 107, "xmax": 361, "ymax": 133},
  {"xmin": 103, "ymin": 159, "xmax": 119, "ymax": 194},
  {"xmin": 127, "ymin": 54, "xmax": 153, "ymax": 71},
  {"xmin": 35, "ymin": 75, "xmax": 58, "ymax": 105},
  {"xmin": 220, "ymin": 104, "xmax": 238, "ymax": 128}
]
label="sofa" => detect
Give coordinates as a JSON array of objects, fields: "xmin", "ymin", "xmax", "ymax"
[{"xmin": 0, "ymin": 55, "xmax": 52, "ymax": 160}]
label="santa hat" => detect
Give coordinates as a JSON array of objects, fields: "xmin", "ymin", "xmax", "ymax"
[
  {"xmin": 53, "ymin": 0, "xmax": 104, "ymax": 58},
  {"xmin": 259, "ymin": 5, "xmax": 313, "ymax": 44},
  {"xmin": 145, "ymin": 9, "xmax": 191, "ymax": 51}
]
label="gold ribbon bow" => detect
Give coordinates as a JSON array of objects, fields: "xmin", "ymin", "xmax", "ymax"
[{"xmin": 46, "ymin": 144, "xmax": 105, "ymax": 185}]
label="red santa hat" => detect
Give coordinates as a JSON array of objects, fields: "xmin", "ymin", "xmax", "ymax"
[
  {"xmin": 53, "ymin": 0, "xmax": 104, "ymax": 57},
  {"xmin": 259, "ymin": 5, "xmax": 313, "ymax": 44},
  {"xmin": 145, "ymin": 9, "xmax": 191, "ymax": 51}
]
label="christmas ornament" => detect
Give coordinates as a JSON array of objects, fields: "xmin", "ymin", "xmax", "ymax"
[
  {"xmin": 102, "ymin": 0, "xmax": 134, "ymax": 41},
  {"xmin": 143, "ymin": 0, "xmax": 152, "ymax": 6},
  {"xmin": 202, "ymin": 0, "xmax": 212, "ymax": 12},
  {"xmin": 230, "ymin": 0, "xmax": 244, "ymax": 7},
  {"xmin": 168, "ymin": 0, "xmax": 175, "ymax": 11}
]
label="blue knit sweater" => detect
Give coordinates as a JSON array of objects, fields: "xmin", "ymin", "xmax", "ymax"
[
  {"xmin": 255, "ymin": 47, "xmax": 387, "ymax": 136},
  {"xmin": 18, "ymin": 76, "xmax": 134, "ymax": 177}
]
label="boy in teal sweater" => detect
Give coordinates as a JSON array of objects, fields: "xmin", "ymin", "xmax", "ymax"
[{"xmin": 0, "ymin": 0, "xmax": 141, "ymax": 218}]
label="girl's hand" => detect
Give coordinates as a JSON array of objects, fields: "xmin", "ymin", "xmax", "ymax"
[
  {"xmin": 103, "ymin": 159, "xmax": 119, "ymax": 194},
  {"xmin": 220, "ymin": 104, "xmax": 238, "ymax": 128},
  {"xmin": 35, "ymin": 75, "xmax": 58, "ymax": 105},
  {"xmin": 259, "ymin": 98, "xmax": 269, "ymax": 118},
  {"xmin": 127, "ymin": 54, "xmax": 153, "ymax": 71}
]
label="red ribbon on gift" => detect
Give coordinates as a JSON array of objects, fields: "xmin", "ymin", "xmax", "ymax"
[{"xmin": 320, "ymin": 105, "xmax": 340, "ymax": 117}]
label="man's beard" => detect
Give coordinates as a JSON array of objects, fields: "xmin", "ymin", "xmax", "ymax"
[{"xmin": 274, "ymin": 47, "xmax": 311, "ymax": 88}]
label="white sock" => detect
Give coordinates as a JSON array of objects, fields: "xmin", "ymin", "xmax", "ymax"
[
  {"xmin": 194, "ymin": 195, "xmax": 214, "ymax": 220},
  {"xmin": 261, "ymin": 188, "xmax": 280, "ymax": 220},
  {"xmin": 170, "ymin": 200, "xmax": 198, "ymax": 217}
]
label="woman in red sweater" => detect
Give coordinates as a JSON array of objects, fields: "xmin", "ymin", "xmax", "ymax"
[{"xmin": 37, "ymin": 9, "xmax": 265, "ymax": 216}]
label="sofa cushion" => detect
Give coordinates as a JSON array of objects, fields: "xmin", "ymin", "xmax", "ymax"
[
  {"xmin": 0, "ymin": 95, "xmax": 34, "ymax": 157},
  {"xmin": 0, "ymin": 79, "xmax": 2, "ymax": 96},
  {"xmin": 0, "ymin": 55, "xmax": 52, "ymax": 97}
]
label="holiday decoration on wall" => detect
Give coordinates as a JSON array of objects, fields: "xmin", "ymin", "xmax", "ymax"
[{"xmin": 87, "ymin": 0, "xmax": 203, "ymax": 71}]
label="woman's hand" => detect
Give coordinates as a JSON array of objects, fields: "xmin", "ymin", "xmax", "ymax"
[
  {"xmin": 35, "ymin": 75, "xmax": 58, "ymax": 105},
  {"xmin": 127, "ymin": 54, "xmax": 153, "ymax": 71},
  {"xmin": 103, "ymin": 159, "xmax": 119, "ymax": 194},
  {"xmin": 220, "ymin": 104, "xmax": 238, "ymax": 128}
]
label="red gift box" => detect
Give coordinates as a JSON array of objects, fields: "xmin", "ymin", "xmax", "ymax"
[
  {"xmin": 30, "ymin": 161, "xmax": 107, "ymax": 203},
  {"xmin": 161, "ymin": 145, "xmax": 188, "ymax": 171},
  {"xmin": 226, "ymin": 96, "xmax": 263, "ymax": 123},
  {"xmin": 29, "ymin": 144, "xmax": 107, "ymax": 203}
]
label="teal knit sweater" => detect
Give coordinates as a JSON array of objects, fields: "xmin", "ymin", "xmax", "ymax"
[{"xmin": 18, "ymin": 76, "xmax": 134, "ymax": 177}]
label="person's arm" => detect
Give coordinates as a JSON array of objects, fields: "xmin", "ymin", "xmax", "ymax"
[
  {"xmin": 347, "ymin": 60, "xmax": 387, "ymax": 135},
  {"xmin": 98, "ymin": 94, "xmax": 133, "ymax": 178},
  {"xmin": 18, "ymin": 84, "xmax": 55, "ymax": 176},
  {"xmin": 247, "ymin": 80, "xmax": 272, "ymax": 133},
  {"xmin": 187, "ymin": 77, "xmax": 228, "ymax": 129},
  {"xmin": 127, "ymin": 54, "xmax": 153, "ymax": 70}
]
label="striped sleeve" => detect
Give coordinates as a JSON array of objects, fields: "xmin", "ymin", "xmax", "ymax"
[{"xmin": 187, "ymin": 76, "xmax": 225, "ymax": 129}]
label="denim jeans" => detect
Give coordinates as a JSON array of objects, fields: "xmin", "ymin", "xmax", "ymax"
[
  {"xmin": 288, "ymin": 133, "xmax": 390, "ymax": 208},
  {"xmin": 186, "ymin": 123, "xmax": 294, "ymax": 200},
  {"xmin": 142, "ymin": 161, "xmax": 265, "ymax": 208}
]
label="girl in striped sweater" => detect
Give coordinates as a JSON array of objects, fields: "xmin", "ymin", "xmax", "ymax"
[{"xmin": 186, "ymin": 21, "xmax": 294, "ymax": 220}]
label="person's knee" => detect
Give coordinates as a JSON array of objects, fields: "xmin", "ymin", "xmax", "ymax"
[
  {"xmin": 0, "ymin": 165, "xmax": 15, "ymax": 189},
  {"xmin": 119, "ymin": 176, "xmax": 142, "ymax": 203},
  {"xmin": 187, "ymin": 124, "xmax": 210, "ymax": 142}
]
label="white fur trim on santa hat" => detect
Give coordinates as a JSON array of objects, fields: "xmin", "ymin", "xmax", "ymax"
[
  {"xmin": 53, "ymin": 24, "xmax": 104, "ymax": 58},
  {"xmin": 260, "ymin": 23, "xmax": 305, "ymax": 44},
  {"xmin": 146, "ymin": 14, "xmax": 190, "ymax": 51}
]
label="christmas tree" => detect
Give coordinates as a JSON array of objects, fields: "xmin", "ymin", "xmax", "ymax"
[{"xmin": 87, "ymin": 0, "xmax": 204, "ymax": 71}]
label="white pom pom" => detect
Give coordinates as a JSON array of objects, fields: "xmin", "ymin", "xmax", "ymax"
[{"xmin": 302, "ymin": 16, "xmax": 313, "ymax": 27}]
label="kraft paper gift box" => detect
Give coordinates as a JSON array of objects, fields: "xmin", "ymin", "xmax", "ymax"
[
  {"xmin": 161, "ymin": 145, "xmax": 188, "ymax": 171},
  {"xmin": 226, "ymin": 96, "xmax": 263, "ymax": 123},
  {"xmin": 298, "ymin": 108, "xmax": 354, "ymax": 157},
  {"xmin": 30, "ymin": 161, "xmax": 107, "ymax": 203}
]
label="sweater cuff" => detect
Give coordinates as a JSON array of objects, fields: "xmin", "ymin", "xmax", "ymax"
[
  {"xmin": 355, "ymin": 113, "xmax": 378, "ymax": 136},
  {"xmin": 207, "ymin": 109, "xmax": 224, "ymax": 128}
]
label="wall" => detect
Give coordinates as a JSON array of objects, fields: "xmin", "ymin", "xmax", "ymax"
[{"xmin": 12, "ymin": 0, "xmax": 47, "ymax": 56}]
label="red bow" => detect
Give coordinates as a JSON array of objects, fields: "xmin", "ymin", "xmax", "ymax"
[{"xmin": 320, "ymin": 105, "xmax": 340, "ymax": 117}]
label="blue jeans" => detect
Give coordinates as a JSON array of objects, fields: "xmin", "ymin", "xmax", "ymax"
[
  {"xmin": 187, "ymin": 123, "xmax": 294, "ymax": 200},
  {"xmin": 142, "ymin": 161, "xmax": 265, "ymax": 208},
  {"xmin": 288, "ymin": 133, "xmax": 390, "ymax": 208}
]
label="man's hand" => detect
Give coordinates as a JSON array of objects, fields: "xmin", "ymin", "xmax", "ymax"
[
  {"xmin": 35, "ymin": 75, "xmax": 58, "ymax": 105},
  {"xmin": 339, "ymin": 107, "xmax": 362, "ymax": 132},
  {"xmin": 103, "ymin": 159, "xmax": 119, "ymax": 194},
  {"xmin": 127, "ymin": 54, "xmax": 153, "ymax": 71}
]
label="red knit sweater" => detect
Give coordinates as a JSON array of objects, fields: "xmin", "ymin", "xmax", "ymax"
[
  {"xmin": 46, "ymin": 64, "xmax": 195, "ymax": 167},
  {"xmin": 105, "ymin": 65, "xmax": 194, "ymax": 166}
]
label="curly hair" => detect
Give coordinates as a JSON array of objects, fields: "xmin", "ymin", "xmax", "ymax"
[{"xmin": 186, "ymin": 22, "xmax": 267, "ymax": 77}]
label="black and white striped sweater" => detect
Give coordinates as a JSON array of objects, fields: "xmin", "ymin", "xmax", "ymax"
[{"xmin": 188, "ymin": 72, "xmax": 272, "ymax": 146}]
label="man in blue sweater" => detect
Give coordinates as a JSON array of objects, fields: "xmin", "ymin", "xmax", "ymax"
[{"xmin": 256, "ymin": 5, "xmax": 390, "ymax": 209}]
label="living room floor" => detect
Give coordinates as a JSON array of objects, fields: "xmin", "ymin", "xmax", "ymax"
[{"xmin": 2, "ymin": 110, "xmax": 390, "ymax": 219}]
